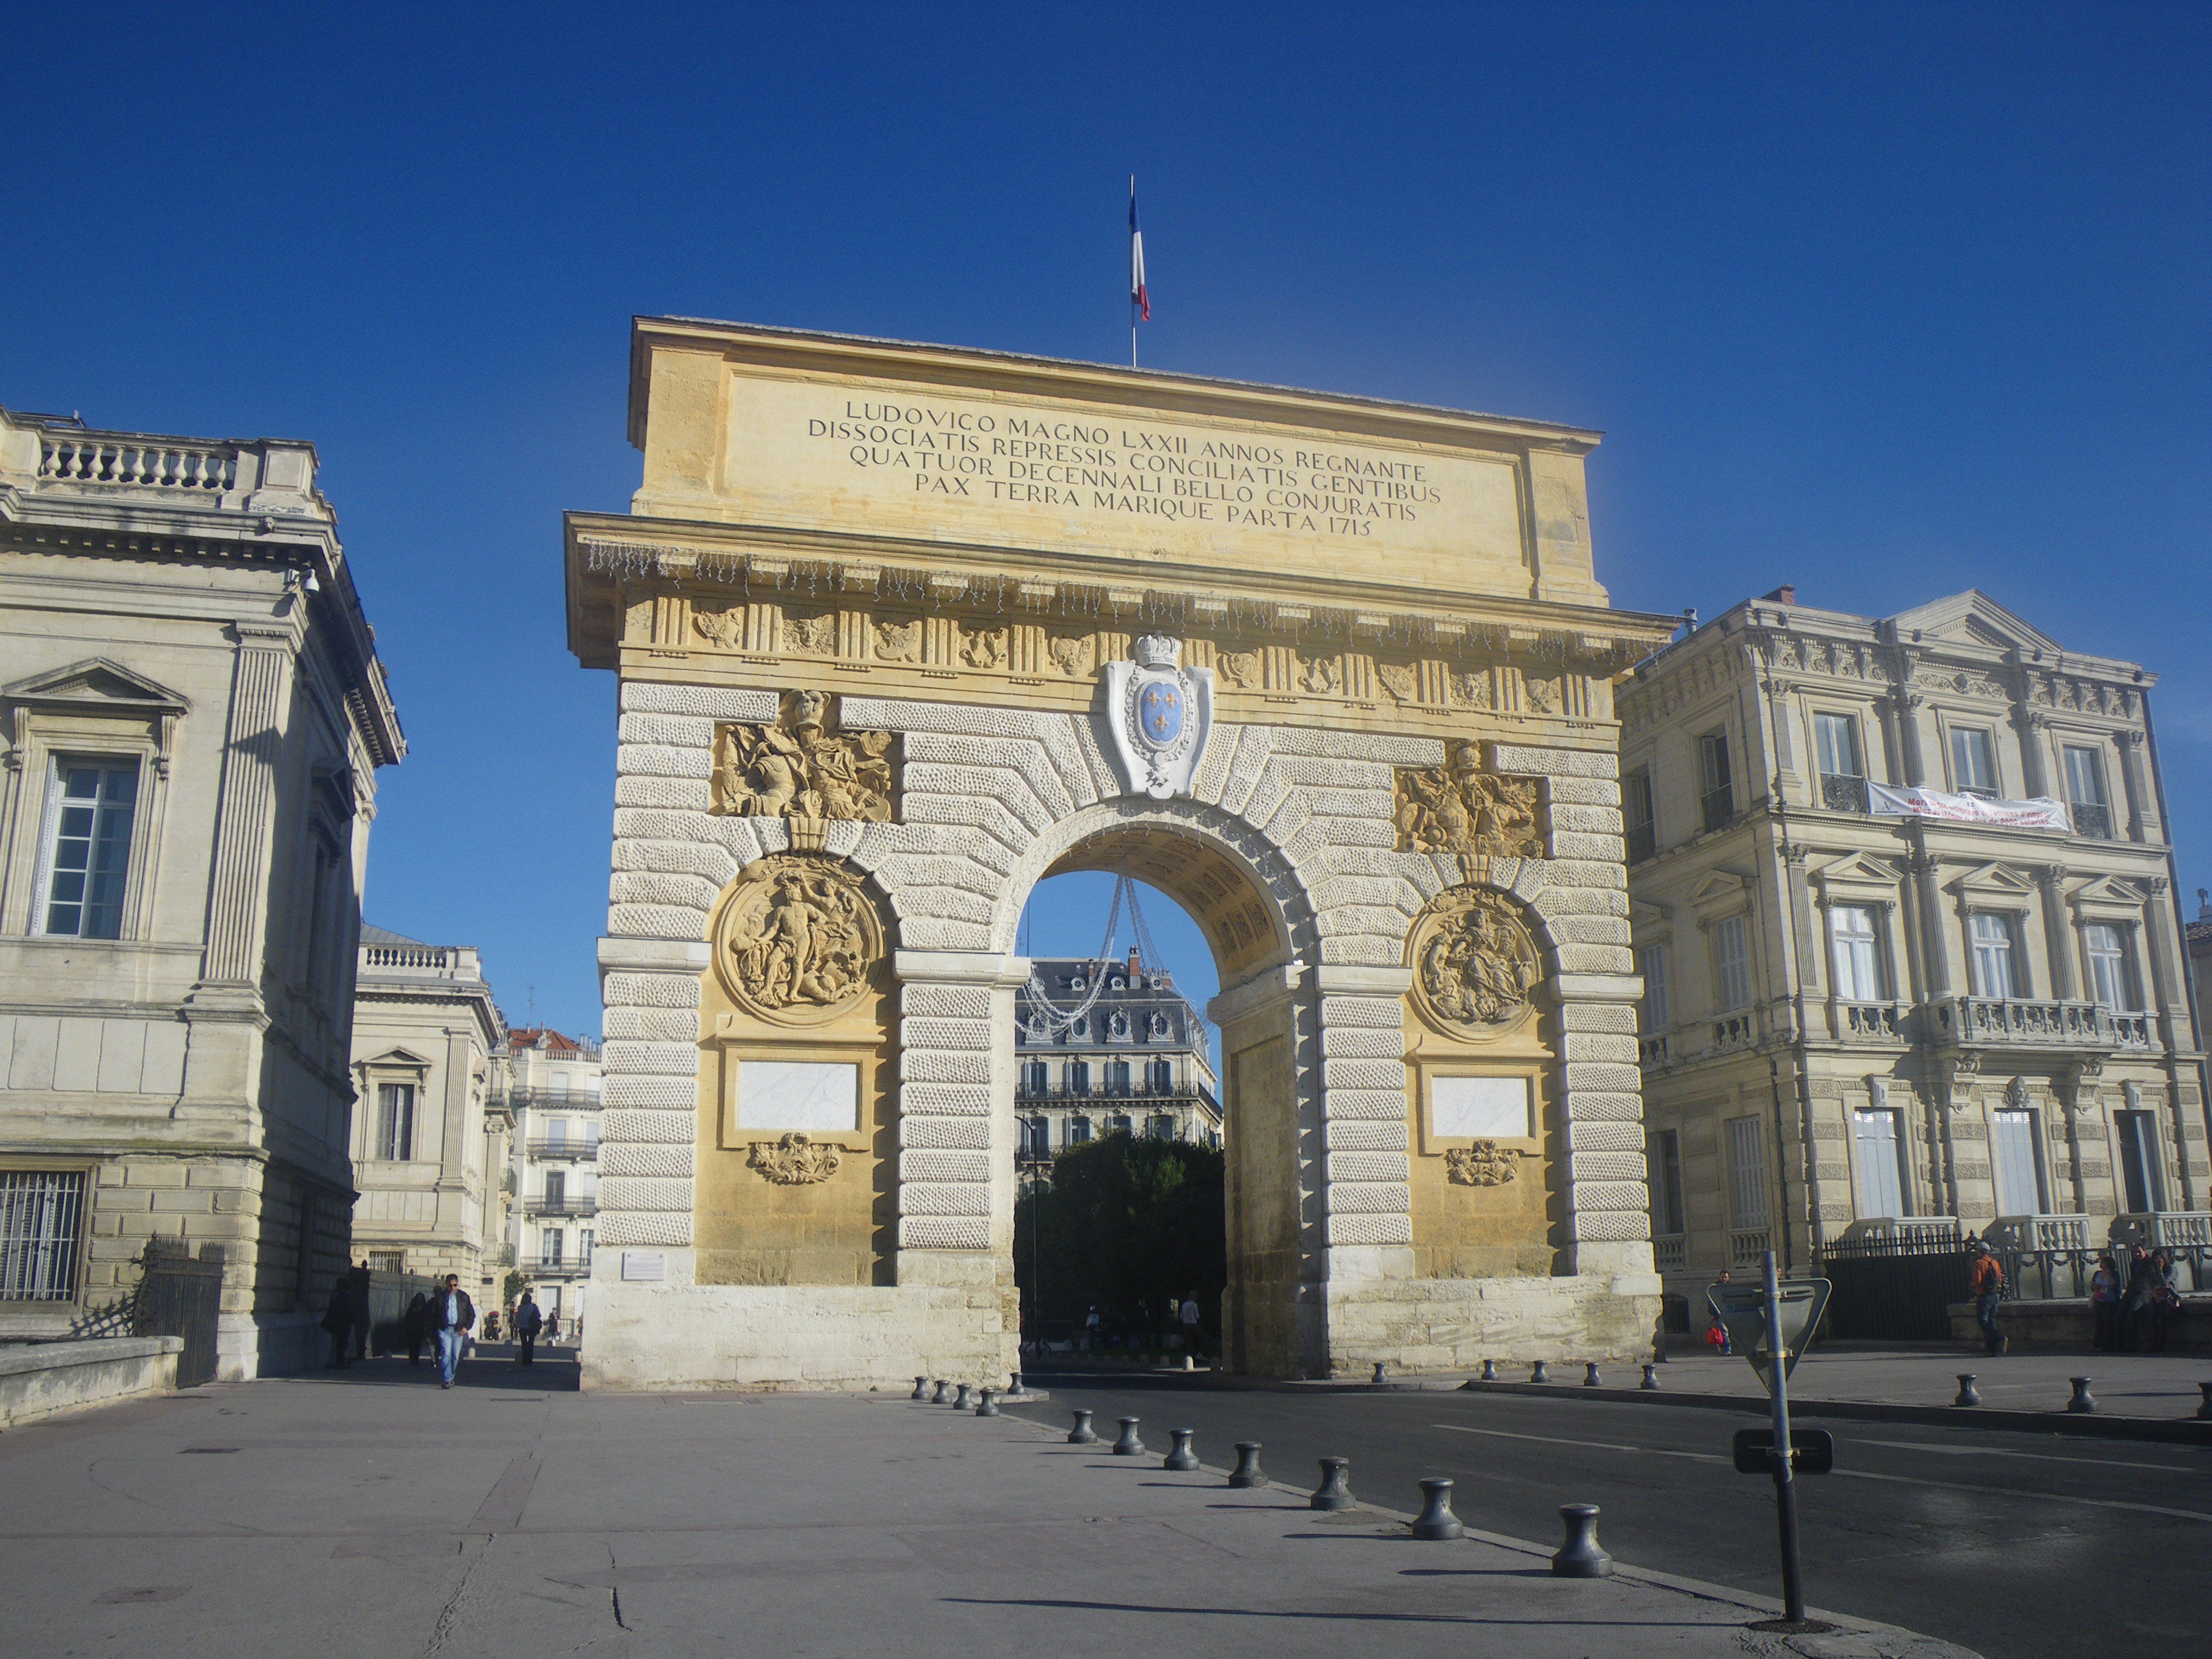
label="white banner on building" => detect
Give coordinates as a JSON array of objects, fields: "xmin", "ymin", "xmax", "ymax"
[{"xmin": 1865, "ymin": 782, "xmax": 2071, "ymax": 831}]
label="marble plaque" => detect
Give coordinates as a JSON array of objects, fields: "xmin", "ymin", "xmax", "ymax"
[
  {"xmin": 620, "ymin": 1251, "xmax": 666, "ymax": 1282},
  {"xmin": 1430, "ymin": 1075, "xmax": 1532, "ymax": 1140},
  {"xmin": 739, "ymin": 1060, "xmax": 860, "ymax": 1133}
]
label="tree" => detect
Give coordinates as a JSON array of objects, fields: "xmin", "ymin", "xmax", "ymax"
[{"xmin": 1015, "ymin": 1131, "xmax": 1224, "ymax": 1345}]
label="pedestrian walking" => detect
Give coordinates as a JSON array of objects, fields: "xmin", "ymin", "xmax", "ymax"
[
  {"xmin": 514, "ymin": 1290, "xmax": 542, "ymax": 1366},
  {"xmin": 403, "ymin": 1291, "xmax": 428, "ymax": 1366},
  {"xmin": 2120, "ymin": 1244, "xmax": 2156, "ymax": 1352},
  {"xmin": 424, "ymin": 1273, "xmax": 475, "ymax": 1389},
  {"xmin": 2148, "ymin": 1250, "xmax": 2180, "ymax": 1352},
  {"xmin": 546, "ymin": 1312, "xmax": 561, "ymax": 1345},
  {"xmin": 1968, "ymin": 1239, "xmax": 2006, "ymax": 1356},
  {"xmin": 320, "ymin": 1276, "xmax": 354, "ymax": 1369},
  {"xmin": 1179, "ymin": 1290, "xmax": 1203, "ymax": 1361},
  {"xmin": 2089, "ymin": 1255, "xmax": 2120, "ymax": 1352},
  {"xmin": 1706, "ymin": 1268, "xmax": 1735, "ymax": 1355},
  {"xmin": 1084, "ymin": 1305, "xmax": 1102, "ymax": 1351}
]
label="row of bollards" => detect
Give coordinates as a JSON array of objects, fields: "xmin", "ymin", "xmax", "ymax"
[
  {"xmin": 1065, "ymin": 1409, "xmax": 1610, "ymax": 1575},
  {"xmin": 913, "ymin": 1372, "xmax": 1036, "ymax": 1408},
  {"xmin": 1469, "ymin": 1358, "xmax": 1660, "ymax": 1391}
]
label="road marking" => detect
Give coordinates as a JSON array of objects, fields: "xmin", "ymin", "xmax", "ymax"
[
  {"xmin": 1849, "ymin": 1438, "xmax": 2206, "ymax": 1476},
  {"xmin": 1433, "ymin": 1423, "xmax": 2212, "ymax": 1524}
]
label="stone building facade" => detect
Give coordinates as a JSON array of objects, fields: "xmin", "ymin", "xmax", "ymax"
[
  {"xmin": 501, "ymin": 1028, "xmax": 602, "ymax": 1327},
  {"xmin": 1014, "ymin": 951, "xmax": 1221, "ymax": 1159},
  {"xmin": 566, "ymin": 318, "xmax": 1675, "ymax": 1389},
  {"xmin": 0, "ymin": 407, "xmax": 402, "ymax": 1378},
  {"xmin": 348, "ymin": 927, "xmax": 508, "ymax": 1298},
  {"xmin": 1619, "ymin": 588, "xmax": 2206, "ymax": 1306}
]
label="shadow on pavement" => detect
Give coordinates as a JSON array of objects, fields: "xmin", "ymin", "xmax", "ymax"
[{"xmin": 289, "ymin": 1347, "xmax": 580, "ymax": 1392}]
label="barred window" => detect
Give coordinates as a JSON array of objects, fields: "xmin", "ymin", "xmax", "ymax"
[{"xmin": 1, "ymin": 1170, "xmax": 87, "ymax": 1301}]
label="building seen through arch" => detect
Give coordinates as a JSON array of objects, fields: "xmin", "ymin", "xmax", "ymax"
[{"xmin": 1015, "ymin": 948, "xmax": 1221, "ymax": 1161}]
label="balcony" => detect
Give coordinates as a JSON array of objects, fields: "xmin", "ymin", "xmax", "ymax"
[
  {"xmin": 522, "ymin": 1195, "xmax": 598, "ymax": 1218},
  {"xmin": 1711, "ymin": 1013, "xmax": 1756, "ymax": 1053},
  {"xmin": 1819, "ymin": 773, "xmax": 1868, "ymax": 813},
  {"xmin": 1928, "ymin": 996, "xmax": 2133, "ymax": 1051},
  {"xmin": 1016, "ymin": 1083, "xmax": 1208, "ymax": 1107},
  {"xmin": 1832, "ymin": 1000, "xmax": 1909, "ymax": 1042},
  {"xmin": 528, "ymin": 1257, "xmax": 592, "ymax": 1279},
  {"xmin": 497, "ymin": 1087, "xmax": 603, "ymax": 1113},
  {"xmin": 1653, "ymin": 1235, "xmax": 1686, "ymax": 1272},
  {"xmin": 1700, "ymin": 788, "xmax": 1734, "ymax": 834},
  {"xmin": 1626, "ymin": 821, "xmax": 1657, "ymax": 865},
  {"xmin": 2071, "ymin": 802, "xmax": 2114, "ymax": 840},
  {"xmin": 1638, "ymin": 1033, "xmax": 1670, "ymax": 1067},
  {"xmin": 527, "ymin": 1138, "xmax": 601, "ymax": 1161},
  {"xmin": 1728, "ymin": 1228, "xmax": 1772, "ymax": 1267}
]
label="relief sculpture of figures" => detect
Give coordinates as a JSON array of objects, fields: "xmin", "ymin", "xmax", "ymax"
[
  {"xmin": 716, "ymin": 853, "xmax": 883, "ymax": 1021},
  {"xmin": 712, "ymin": 690, "xmax": 897, "ymax": 822},
  {"xmin": 1412, "ymin": 888, "xmax": 1540, "ymax": 1034},
  {"xmin": 1395, "ymin": 742, "xmax": 1541, "ymax": 856},
  {"xmin": 1445, "ymin": 1142, "xmax": 1523, "ymax": 1187}
]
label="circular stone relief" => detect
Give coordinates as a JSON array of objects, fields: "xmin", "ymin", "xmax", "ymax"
[
  {"xmin": 1409, "ymin": 888, "xmax": 1541, "ymax": 1037},
  {"xmin": 712, "ymin": 853, "xmax": 884, "ymax": 1026}
]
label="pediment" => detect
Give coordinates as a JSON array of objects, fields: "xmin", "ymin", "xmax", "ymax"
[
  {"xmin": 1809, "ymin": 851, "xmax": 1903, "ymax": 893},
  {"xmin": 2066, "ymin": 874, "xmax": 2144, "ymax": 913},
  {"xmin": 1888, "ymin": 591, "xmax": 2062, "ymax": 659},
  {"xmin": 1687, "ymin": 869, "xmax": 1752, "ymax": 910},
  {"xmin": 361, "ymin": 1045, "xmax": 434, "ymax": 1071},
  {"xmin": 1, "ymin": 657, "xmax": 189, "ymax": 713},
  {"xmin": 1946, "ymin": 860, "xmax": 2037, "ymax": 897}
]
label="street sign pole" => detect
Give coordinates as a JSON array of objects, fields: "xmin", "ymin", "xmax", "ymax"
[{"xmin": 1763, "ymin": 1250, "xmax": 1808, "ymax": 1625}]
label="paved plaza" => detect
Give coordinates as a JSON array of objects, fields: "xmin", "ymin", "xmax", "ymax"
[{"xmin": 0, "ymin": 1356, "xmax": 1978, "ymax": 1659}]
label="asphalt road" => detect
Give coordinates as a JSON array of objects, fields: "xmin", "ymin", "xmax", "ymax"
[{"xmin": 1005, "ymin": 1372, "xmax": 2212, "ymax": 1659}]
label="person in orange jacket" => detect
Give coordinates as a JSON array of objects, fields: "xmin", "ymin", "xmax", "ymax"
[{"xmin": 1968, "ymin": 1240, "xmax": 2006, "ymax": 1356}]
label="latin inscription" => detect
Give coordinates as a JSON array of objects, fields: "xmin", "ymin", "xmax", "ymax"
[{"xmin": 808, "ymin": 398, "xmax": 1446, "ymax": 540}]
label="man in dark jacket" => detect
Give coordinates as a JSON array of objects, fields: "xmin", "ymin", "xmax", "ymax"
[
  {"xmin": 403, "ymin": 1292, "xmax": 428, "ymax": 1366},
  {"xmin": 320, "ymin": 1277, "xmax": 354, "ymax": 1369},
  {"xmin": 513, "ymin": 1291, "xmax": 543, "ymax": 1366},
  {"xmin": 424, "ymin": 1274, "xmax": 476, "ymax": 1389}
]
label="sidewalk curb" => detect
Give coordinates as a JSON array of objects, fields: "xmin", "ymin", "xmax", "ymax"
[{"xmin": 991, "ymin": 1407, "xmax": 1983, "ymax": 1659}]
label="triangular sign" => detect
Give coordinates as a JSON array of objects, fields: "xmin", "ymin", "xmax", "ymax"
[{"xmin": 1706, "ymin": 1279, "xmax": 1831, "ymax": 1395}]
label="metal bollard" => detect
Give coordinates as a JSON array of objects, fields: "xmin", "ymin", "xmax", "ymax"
[
  {"xmin": 1640, "ymin": 1363, "xmax": 1660, "ymax": 1392},
  {"xmin": 1411, "ymin": 1477, "xmax": 1464, "ymax": 1540},
  {"xmin": 1309, "ymin": 1456, "xmax": 1355, "ymax": 1511},
  {"xmin": 1228, "ymin": 1442, "xmax": 1268, "ymax": 1488},
  {"xmin": 975, "ymin": 1388, "xmax": 999, "ymax": 1417},
  {"xmin": 1372, "ymin": 1361, "xmax": 1387, "ymax": 1384},
  {"xmin": 2067, "ymin": 1376, "xmax": 2097, "ymax": 1414},
  {"xmin": 1010, "ymin": 1372, "xmax": 1024, "ymax": 1395},
  {"xmin": 931, "ymin": 1379, "xmax": 950, "ymax": 1405},
  {"xmin": 1551, "ymin": 1503, "xmax": 1612, "ymax": 1577},
  {"xmin": 1530, "ymin": 1360, "xmax": 1550, "ymax": 1384},
  {"xmin": 1954, "ymin": 1373, "xmax": 1981, "ymax": 1409},
  {"xmin": 1068, "ymin": 1409, "xmax": 1099, "ymax": 1445},
  {"xmin": 1112, "ymin": 1417, "xmax": 1146, "ymax": 1456},
  {"xmin": 2198, "ymin": 1382, "xmax": 2212, "ymax": 1423},
  {"xmin": 1584, "ymin": 1362, "xmax": 1603, "ymax": 1387},
  {"xmin": 1480, "ymin": 1358, "xmax": 1498, "ymax": 1382},
  {"xmin": 1163, "ymin": 1428, "xmax": 1199, "ymax": 1472},
  {"xmin": 952, "ymin": 1383, "xmax": 974, "ymax": 1410},
  {"xmin": 911, "ymin": 1375, "xmax": 931, "ymax": 1401}
]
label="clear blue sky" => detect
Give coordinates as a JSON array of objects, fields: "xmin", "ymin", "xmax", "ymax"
[{"xmin": 6, "ymin": 4, "xmax": 2205, "ymax": 1042}]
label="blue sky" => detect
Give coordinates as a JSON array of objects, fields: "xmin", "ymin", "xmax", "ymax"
[{"xmin": 5, "ymin": 4, "xmax": 2205, "ymax": 1042}]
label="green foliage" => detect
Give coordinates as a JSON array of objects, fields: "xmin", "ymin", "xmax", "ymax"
[
  {"xmin": 501, "ymin": 1269, "xmax": 525, "ymax": 1309},
  {"xmin": 1015, "ymin": 1131, "xmax": 1224, "ymax": 1340}
]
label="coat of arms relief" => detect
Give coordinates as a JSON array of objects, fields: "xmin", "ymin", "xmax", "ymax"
[
  {"xmin": 1102, "ymin": 634, "xmax": 1214, "ymax": 800},
  {"xmin": 1394, "ymin": 742, "xmax": 1541, "ymax": 857},
  {"xmin": 711, "ymin": 691, "xmax": 898, "ymax": 822}
]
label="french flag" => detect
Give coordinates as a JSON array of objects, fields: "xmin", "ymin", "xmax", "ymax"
[{"xmin": 1129, "ymin": 178, "xmax": 1150, "ymax": 323}]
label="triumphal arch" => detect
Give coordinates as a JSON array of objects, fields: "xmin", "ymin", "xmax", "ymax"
[{"xmin": 564, "ymin": 318, "xmax": 1675, "ymax": 1387}]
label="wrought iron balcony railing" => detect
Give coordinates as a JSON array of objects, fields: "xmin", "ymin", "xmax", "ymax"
[
  {"xmin": 1819, "ymin": 773, "xmax": 1868, "ymax": 813},
  {"xmin": 522, "ymin": 1195, "xmax": 598, "ymax": 1217}
]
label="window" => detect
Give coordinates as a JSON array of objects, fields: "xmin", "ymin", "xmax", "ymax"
[
  {"xmin": 543, "ymin": 1170, "xmax": 565, "ymax": 1208},
  {"xmin": 375, "ymin": 1083, "xmax": 416, "ymax": 1161},
  {"xmin": 1066, "ymin": 1115, "xmax": 1091, "ymax": 1146},
  {"xmin": 1990, "ymin": 1109, "xmax": 2043, "ymax": 1215},
  {"xmin": 1646, "ymin": 1130, "xmax": 1684, "ymax": 1238},
  {"xmin": 1147, "ymin": 1058, "xmax": 1173, "ymax": 1093},
  {"xmin": 1949, "ymin": 726, "xmax": 1998, "ymax": 796},
  {"xmin": 1624, "ymin": 768, "xmax": 1656, "ymax": 863},
  {"xmin": 1698, "ymin": 732, "xmax": 1734, "ymax": 832},
  {"xmin": 2064, "ymin": 746, "xmax": 2112, "ymax": 838},
  {"xmin": 578, "ymin": 1228, "xmax": 594, "ymax": 1268},
  {"xmin": 1108, "ymin": 1113, "xmax": 1132, "ymax": 1134},
  {"xmin": 1829, "ymin": 906, "xmax": 1884, "ymax": 1001},
  {"xmin": 549, "ymin": 1072, "xmax": 571, "ymax": 1098},
  {"xmin": 1, "ymin": 1170, "xmax": 87, "ymax": 1301},
  {"xmin": 2084, "ymin": 924, "xmax": 2137, "ymax": 1011},
  {"xmin": 1725, "ymin": 1116, "xmax": 1768, "ymax": 1228},
  {"xmin": 41, "ymin": 760, "xmax": 138, "ymax": 938},
  {"xmin": 1814, "ymin": 712, "xmax": 1866, "ymax": 812},
  {"xmin": 1067, "ymin": 1060, "xmax": 1090, "ymax": 1095},
  {"xmin": 1713, "ymin": 914, "xmax": 1752, "ymax": 1012},
  {"xmin": 1968, "ymin": 913, "xmax": 2020, "ymax": 999},
  {"xmin": 542, "ymin": 1228, "xmax": 564, "ymax": 1266},
  {"xmin": 2116, "ymin": 1110, "xmax": 2164, "ymax": 1213},
  {"xmin": 1021, "ymin": 1116, "xmax": 1051, "ymax": 1158},
  {"xmin": 1851, "ymin": 1105, "xmax": 1906, "ymax": 1218},
  {"xmin": 1638, "ymin": 945, "xmax": 1669, "ymax": 1032},
  {"xmin": 545, "ymin": 1119, "xmax": 568, "ymax": 1148},
  {"xmin": 1021, "ymin": 1061, "xmax": 1048, "ymax": 1094},
  {"xmin": 366, "ymin": 1250, "xmax": 405, "ymax": 1275},
  {"xmin": 1104, "ymin": 1059, "xmax": 1130, "ymax": 1093},
  {"xmin": 1148, "ymin": 1114, "xmax": 1175, "ymax": 1140}
]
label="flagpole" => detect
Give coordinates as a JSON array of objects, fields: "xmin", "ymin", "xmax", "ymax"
[{"xmin": 1129, "ymin": 174, "xmax": 1138, "ymax": 368}]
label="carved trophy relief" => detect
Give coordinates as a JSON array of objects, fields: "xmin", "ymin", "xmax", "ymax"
[
  {"xmin": 1047, "ymin": 634, "xmax": 1096, "ymax": 677},
  {"xmin": 746, "ymin": 1131, "xmax": 842, "ymax": 1185},
  {"xmin": 1446, "ymin": 1142, "xmax": 1524, "ymax": 1187},
  {"xmin": 874, "ymin": 619, "xmax": 920, "ymax": 663},
  {"xmin": 1376, "ymin": 662, "xmax": 1419, "ymax": 705},
  {"xmin": 693, "ymin": 608, "xmax": 742, "ymax": 649},
  {"xmin": 713, "ymin": 851, "xmax": 884, "ymax": 1024},
  {"xmin": 781, "ymin": 612, "xmax": 838, "ymax": 657},
  {"xmin": 1298, "ymin": 653, "xmax": 1339, "ymax": 695},
  {"xmin": 1409, "ymin": 886, "xmax": 1541, "ymax": 1036},
  {"xmin": 1524, "ymin": 677, "xmax": 1560, "ymax": 715},
  {"xmin": 961, "ymin": 626, "xmax": 1008, "ymax": 669},
  {"xmin": 1394, "ymin": 742, "xmax": 1542, "ymax": 857},
  {"xmin": 1213, "ymin": 649, "xmax": 1261, "ymax": 690},
  {"xmin": 711, "ymin": 691, "xmax": 899, "ymax": 823}
]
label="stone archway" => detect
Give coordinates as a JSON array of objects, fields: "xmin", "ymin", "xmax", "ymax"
[{"xmin": 568, "ymin": 316, "xmax": 1676, "ymax": 1390}]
